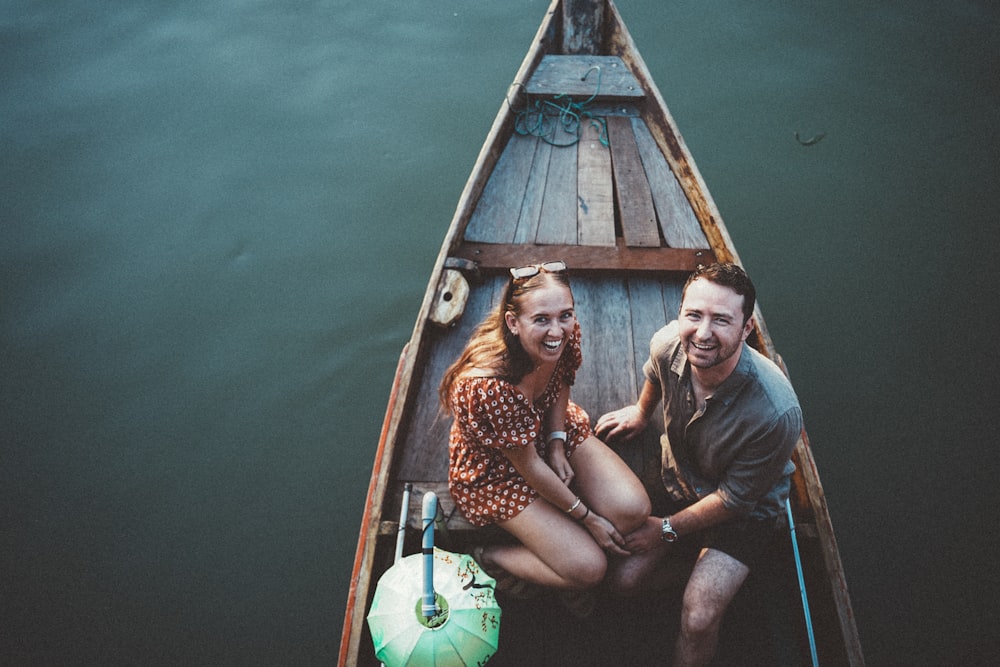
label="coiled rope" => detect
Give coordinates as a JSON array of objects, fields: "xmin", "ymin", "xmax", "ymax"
[{"xmin": 508, "ymin": 65, "xmax": 608, "ymax": 147}]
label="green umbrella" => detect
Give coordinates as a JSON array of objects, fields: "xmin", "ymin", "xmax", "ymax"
[{"xmin": 367, "ymin": 494, "xmax": 501, "ymax": 666}]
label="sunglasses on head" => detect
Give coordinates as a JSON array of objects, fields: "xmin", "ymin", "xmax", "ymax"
[{"xmin": 509, "ymin": 260, "xmax": 567, "ymax": 280}]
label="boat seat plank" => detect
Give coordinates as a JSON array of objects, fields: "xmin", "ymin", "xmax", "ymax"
[
  {"xmin": 572, "ymin": 276, "xmax": 637, "ymax": 418},
  {"xmin": 631, "ymin": 117, "xmax": 708, "ymax": 248},
  {"xmin": 576, "ymin": 120, "xmax": 616, "ymax": 246},
  {"xmin": 465, "ymin": 134, "xmax": 538, "ymax": 243},
  {"xmin": 626, "ymin": 277, "xmax": 684, "ymax": 432},
  {"xmin": 396, "ymin": 277, "xmax": 507, "ymax": 482},
  {"xmin": 389, "ymin": 481, "xmax": 479, "ymax": 533},
  {"xmin": 625, "ymin": 277, "xmax": 666, "ymax": 395},
  {"xmin": 534, "ymin": 141, "xmax": 578, "ymax": 244},
  {"xmin": 607, "ymin": 116, "xmax": 661, "ymax": 247},
  {"xmin": 526, "ymin": 56, "xmax": 644, "ymax": 101},
  {"xmin": 512, "ymin": 139, "xmax": 552, "ymax": 243},
  {"xmin": 453, "ymin": 241, "xmax": 713, "ymax": 273}
]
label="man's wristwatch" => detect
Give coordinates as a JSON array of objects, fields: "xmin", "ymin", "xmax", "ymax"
[{"xmin": 661, "ymin": 516, "xmax": 678, "ymax": 543}]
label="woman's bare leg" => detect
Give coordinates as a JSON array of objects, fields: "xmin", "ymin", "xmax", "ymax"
[
  {"xmin": 570, "ymin": 436, "xmax": 650, "ymax": 534},
  {"xmin": 486, "ymin": 499, "xmax": 607, "ymax": 590}
]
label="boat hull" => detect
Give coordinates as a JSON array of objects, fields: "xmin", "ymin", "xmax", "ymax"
[{"xmin": 340, "ymin": 2, "xmax": 862, "ymax": 665}]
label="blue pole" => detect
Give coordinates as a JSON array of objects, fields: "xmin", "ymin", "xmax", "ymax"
[
  {"xmin": 786, "ymin": 498, "xmax": 819, "ymax": 667},
  {"xmin": 394, "ymin": 483, "xmax": 412, "ymax": 564}
]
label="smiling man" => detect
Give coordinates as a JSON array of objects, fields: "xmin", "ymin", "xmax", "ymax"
[{"xmin": 595, "ymin": 262, "xmax": 802, "ymax": 667}]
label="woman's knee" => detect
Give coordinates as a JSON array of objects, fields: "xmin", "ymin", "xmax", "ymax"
[
  {"xmin": 558, "ymin": 548, "xmax": 607, "ymax": 589},
  {"xmin": 601, "ymin": 487, "xmax": 651, "ymax": 535},
  {"xmin": 620, "ymin": 491, "xmax": 652, "ymax": 532}
]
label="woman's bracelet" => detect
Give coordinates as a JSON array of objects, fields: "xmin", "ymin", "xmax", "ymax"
[
  {"xmin": 565, "ymin": 496, "xmax": 582, "ymax": 514},
  {"xmin": 547, "ymin": 430, "xmax": 567, "ymax": 443}
]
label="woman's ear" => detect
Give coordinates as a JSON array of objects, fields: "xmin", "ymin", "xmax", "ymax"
[{"xmin": 504, "ymin": 311, "xmax": 518, "ymax": 336}]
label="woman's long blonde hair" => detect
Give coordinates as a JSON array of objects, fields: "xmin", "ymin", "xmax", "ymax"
[{"xmin": 438, "ymin": 270, "xmax": 572, "ymax": 413}]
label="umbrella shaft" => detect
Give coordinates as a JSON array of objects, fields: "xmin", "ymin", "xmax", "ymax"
[{"xmin": 422, "ymin": 493, "xmax": 440, "ymax": 618}]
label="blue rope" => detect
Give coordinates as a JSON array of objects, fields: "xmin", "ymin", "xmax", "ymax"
[{"xmin": 511, "ymin": 65, "xmax": 608, "ymax": 147}]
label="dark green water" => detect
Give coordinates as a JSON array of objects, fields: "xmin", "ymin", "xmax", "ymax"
[{"xmin": 3, "ymin": 1, "xmax": 998, "ymax": 664}]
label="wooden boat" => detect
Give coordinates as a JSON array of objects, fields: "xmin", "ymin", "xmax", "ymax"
[{"xmin": 340, "ymin": 1, "xmax": 863, "ymax": 664}]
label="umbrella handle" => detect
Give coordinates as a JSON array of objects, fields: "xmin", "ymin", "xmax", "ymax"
[{"xmin": 421, "ymin": 492, "xmax": 439, "ymax": 620}]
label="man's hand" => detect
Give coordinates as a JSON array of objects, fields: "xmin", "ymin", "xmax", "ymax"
[
  {"xmin": 595, "ymin": 404, "xmax": 649, "ymax": 442},
  {"xmin": 623, "ymin": 515, "xmax": 664, "ymax": 553}
]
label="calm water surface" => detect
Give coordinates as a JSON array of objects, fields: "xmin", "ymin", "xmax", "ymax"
[{"xmin": 3, "ymin": 1, "xmax": 998, "ymax": 664}]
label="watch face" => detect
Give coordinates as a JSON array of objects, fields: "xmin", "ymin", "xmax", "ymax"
[{"xmin": 661, "ymin": 520, "xmax": 678, "ymax": 542}]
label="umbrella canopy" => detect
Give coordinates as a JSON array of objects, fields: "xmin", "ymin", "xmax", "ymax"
[{"xmin": 367, "ymin": 547, "xmax": 501, "ymax": 666}]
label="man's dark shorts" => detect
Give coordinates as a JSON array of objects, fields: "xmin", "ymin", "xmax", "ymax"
[{"xmin": 654, "ymin": 496, "xmax": 783, "ymax": 571}]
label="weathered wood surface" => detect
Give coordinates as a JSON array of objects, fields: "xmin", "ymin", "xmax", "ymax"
[
  {"xmin": 562, "ymin": 0, "xmax": 604, "ymax": 55},
  {"xmin": 535, "ymin": 139, "xmax": 578, "ymax": 244},
  {"xmin": 576, "ymin": 121, "xmax": 616, "ymax": 246},
  {"xmin": 467, "ymin": 98, "xmax": 706, "ymax": 254},
  {"xmin": 631, "ymin": 117, "xmax": 707, "ymax": 249},
  {"xmin": 527, "ymin": 56, "xmax": 643, "ymax": 99},
  {"xmin": 465, "ymin": 135, "xmax": 538, "ymax": 243},
  {"xmin": 453, "ymin": 241, "xmax": 712, "ymax": 273}
]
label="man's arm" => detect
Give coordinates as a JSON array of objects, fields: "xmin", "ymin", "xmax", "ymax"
[
  {"xmin": 623, "ymin": 492, "xmax": 738, "ymax": 553},
  {"xmin": 669, "ymin": 492, "xmax": 737, "ymax": 535},
  {"xmin": 595, "ymin": 379, "xmax": 662, "ymax": 442}
]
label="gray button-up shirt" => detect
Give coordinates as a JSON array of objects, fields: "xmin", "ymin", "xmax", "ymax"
[{"xmin": 643, "ymin": 322, "xmax": 802, "ymax": 520}]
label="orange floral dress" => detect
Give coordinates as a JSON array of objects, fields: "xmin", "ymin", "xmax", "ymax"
[{"xmin": 447, "ymin": 323, "xmax": 593, "ymax": 526}]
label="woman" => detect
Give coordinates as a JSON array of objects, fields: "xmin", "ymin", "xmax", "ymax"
[{"xmin": 439, "ymin": 261, "xmax": 650, "ymax": 591}]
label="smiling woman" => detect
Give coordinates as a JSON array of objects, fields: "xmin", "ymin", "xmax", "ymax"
[{"xmin": 438, "ymin": 264, "xmax": 650, "ymax": 593}]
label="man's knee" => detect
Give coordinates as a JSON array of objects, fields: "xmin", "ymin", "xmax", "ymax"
[
  {"xmin": 679, "ymin": 551, "xmax": 748, "ymax": 635},
  {"xmin": 680, "ymin": 598, "xmax": 725, "ymax": 637}
]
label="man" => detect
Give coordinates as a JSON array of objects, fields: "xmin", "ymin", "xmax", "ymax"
[{"xmin": 595, "ymin": 262, "xmax": 801, "ymax": 666}]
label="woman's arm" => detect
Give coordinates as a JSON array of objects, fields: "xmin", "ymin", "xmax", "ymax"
[{"xmin": 544, "ymin": 381, "xmax": 573, "ymax": 485}]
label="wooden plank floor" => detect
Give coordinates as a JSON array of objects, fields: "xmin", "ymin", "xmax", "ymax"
[{"xmin": 467, "ymin": 104, "xmax": 707, "ymax": 253}]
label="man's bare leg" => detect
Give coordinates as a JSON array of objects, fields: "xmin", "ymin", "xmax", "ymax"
[{"xmin": 674, "ymin": 548, "xmax": 749, "ymax": 667}]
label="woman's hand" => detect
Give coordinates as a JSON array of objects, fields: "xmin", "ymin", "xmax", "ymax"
[
  {"xmin": 581, "ymin": 512, "xmax": 630, "ymax": 556},
  {"xmin": 547, "ymin": 442, "xmax": 574, "ymax": 486}
]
